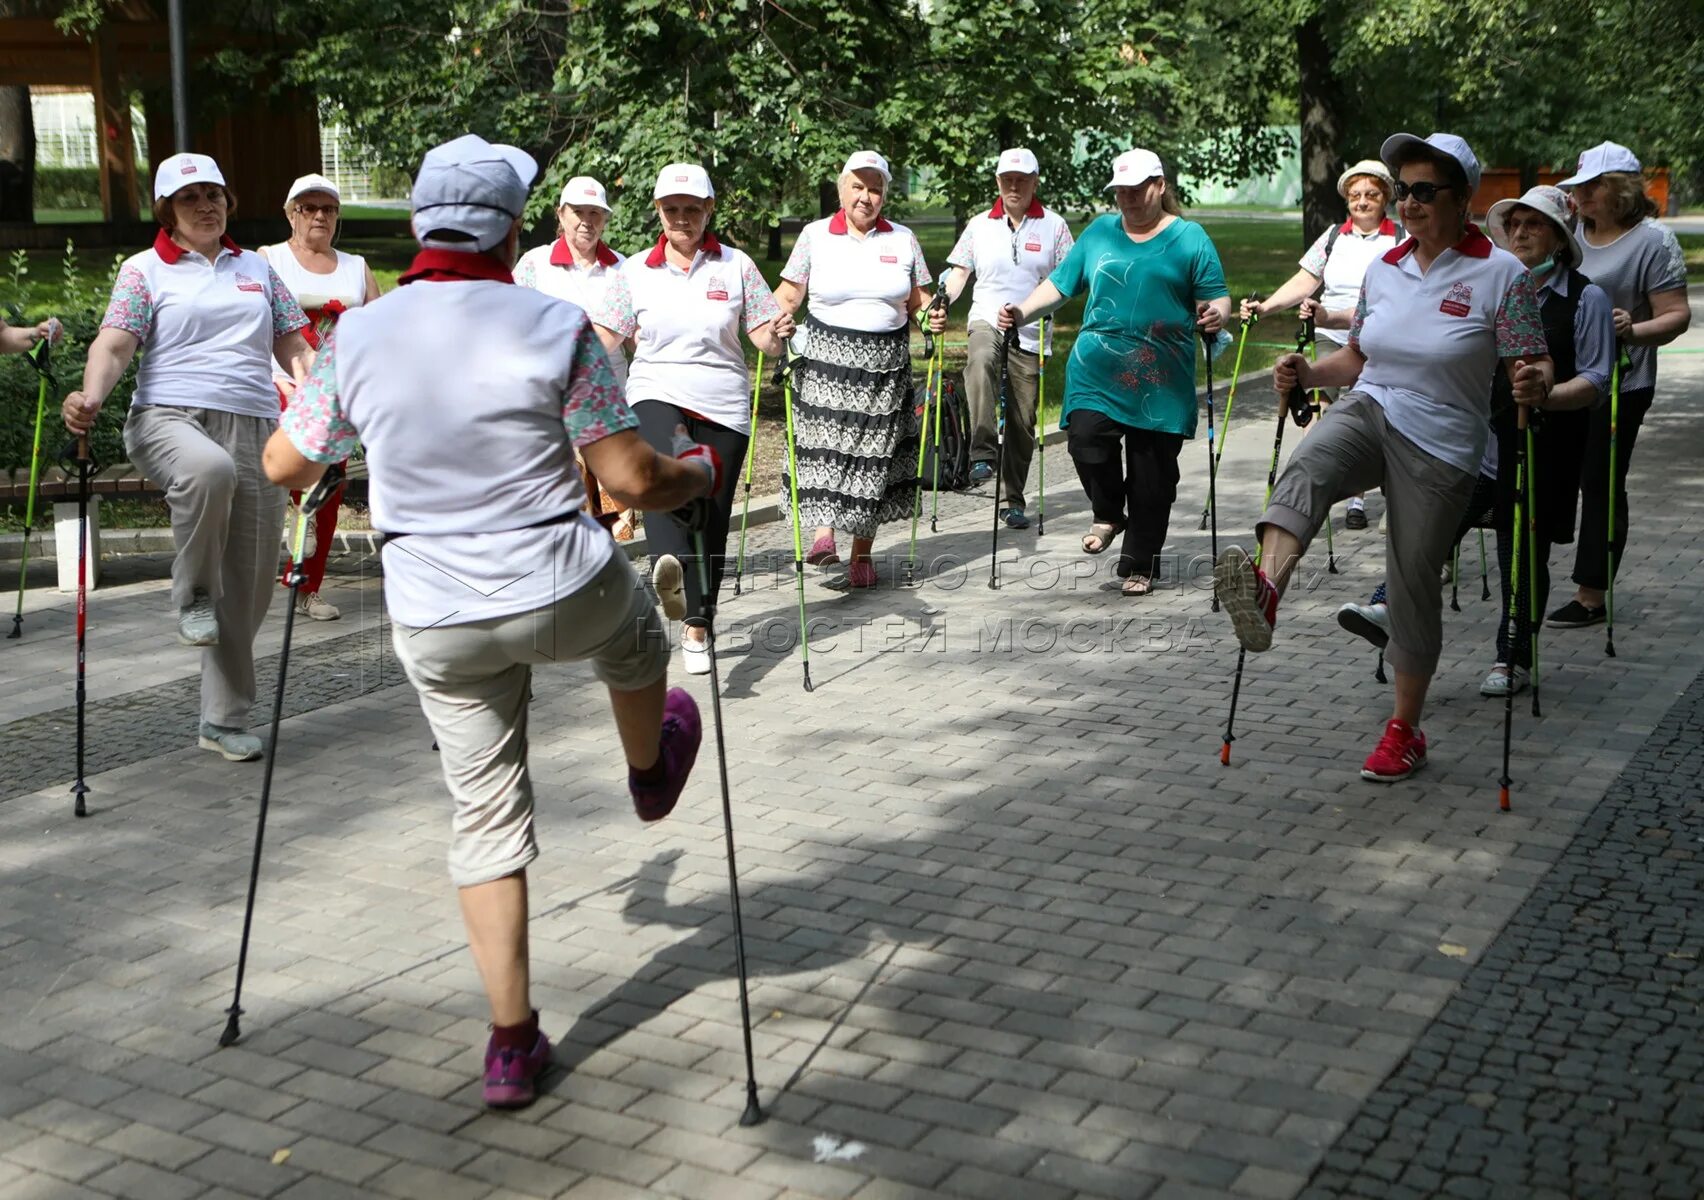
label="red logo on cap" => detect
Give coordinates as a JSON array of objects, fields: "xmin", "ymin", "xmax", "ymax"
[
  {"xmin": 182, "ymin": 163, "xmax": 197, "ymax": 175},
  {"xmin": 675, "ymin": 174, "xmax": 689, "ymax": 182},
  {"xmin": 1117, "ymin": 164, "xmax": 1129, "ymax": 173}
]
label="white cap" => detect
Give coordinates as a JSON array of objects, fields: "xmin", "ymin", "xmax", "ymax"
[
  {"xmin": 1104, "ymin": 148, "xmax": 1164, "ymax": 190},
  {"xmin": 285, "ymin": 173, "xmax": 340, "ymax": 204},
  {"xmin": 1558, "ymin": 141, "xmax": 1642, "ymax": 189},
  {"xmin": 996, "ymin": 148, "xmax": 1040, "ymax": 177},
  {"xmin": 1487, "ymin": 185, "xmax": 1582, "ymax": 269},
  {"xmin": 1336, "ymin": 159, "xmax": 1393, "ymax": 199},
  {"xmin": 559, "ymin": 176, "xmax": 611, "ymax": 210},
  {"xmin": 153, "ymin": 153, "xmax": 226, "ymax": 200},
  {"xmin": 841, "ymin": 150, "xmax": 892, "ymax": 183},
  {"xmin": 409, "ymin": 134, "xmax": 538, "ymax": 254},
  {"xmin": 652, "ymin": 164, "xmax": 714, "ymax": 200},
  {"xmin": 1380, "ymin": 132, "xmax": 1482, "ymax": 196}
]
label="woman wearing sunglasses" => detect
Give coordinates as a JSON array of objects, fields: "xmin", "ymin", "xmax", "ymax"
[{"xmin": 1215, "ymin": 132, "xmax": 1553, "ymax": 783}]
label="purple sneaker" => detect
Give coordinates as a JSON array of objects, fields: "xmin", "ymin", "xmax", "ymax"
[
  {"xmin": 629, "ymin": 687, "xmax": 702, "ymax": 822},
  {"xmin": 483, "ymin": 1029, "xmax": 551, "ymax": 1109}
]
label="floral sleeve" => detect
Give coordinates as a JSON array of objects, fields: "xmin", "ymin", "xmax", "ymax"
[
  {"xmin": 1495, "ymin": 271, "xmax": 1548, "ymax": 359},
  {"xmin": 515, "ymin": 254, "xmax": 537, "ymax": 290},
  {"xmin": 101, "ymin": 265, "xmax": 154, "ymax": 339},
  {"xmin": 564, "ymin": 320, "xmax": 638, "ymax": 447},
  {"xmin": 279, "ymin": 328, "xmax": 360, "ymax": 463},
  {"xmin": 1052, "ymin": 220, "xmax": 1075, "ymax": 268},
  {"xmin": 267, "ymin": 268, "xmax": 310, "ymax": 337},
  {"xmin": 908, "ymin": 231, "xmax": 933, "ymax": 288},
  {"xmin": 590, "ymin": 268, "xmax": 639, "ymax": 339},
  {"xmin": 781, "ymin": 225, "xmax": 812, "ymax": 287},
  {"xmin": 946, "ymin": 224, "xmax": 976, "ymax": 273},
  {"xmin": 1348, "ymin": 282, "xmax": 1370, "ymax": 354},
  {"xmin": 1298, "ymin": 227, "xmax": 1333, "ymax": 278},
  {"xmin": 738, "ymin": 253, "xmax": 782, "ymax": 333}
]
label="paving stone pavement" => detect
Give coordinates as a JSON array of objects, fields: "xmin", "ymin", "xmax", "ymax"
[{"xmin": 0, "ymin": 305, "xmax": 1699, "ymax": 1199}]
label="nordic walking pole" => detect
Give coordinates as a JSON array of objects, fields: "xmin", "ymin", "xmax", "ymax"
[
  {"xmin": 903, "ymin": 334, "xmax": 939, "ymax": 586},
  {"xmin": 9, "ymin": 337, "xmax": 55, "ymax": 640},
  {"xmin": 1526, "ymin": 419, "xmax": 1542, "ymax": 718},
  {"xmin": 67, "ymin": 434, "xmax": 92, "ymax": 817},
  {"xmin": 220, "ymin": 463, "xmax": 345, "ymax": 1048},
  {"xmin": 1305, "ymin": 316, "xmax": 1338, "ymax": 574},
  {"xmin": 732, "ymin": 351, "xmax": 764, "ymax": 597},
  {"xmin": 1200, "ymin": 298, "xmax": 1258, "ymax": 530},
  {"xmin": 1499, "ymin": 405, "xmax": 1530, "ymax": 813},
  {"xmin": 1036, "ymin": 316, "xmax": 1047, "ymax": 538},
  {"xmin": 1202, "ymin": 327, "xmax": 1220, "ymax": 612},
  {"xmin": 1605, "ymin": 359, "xmax": 1620, "ymax": 658},
  {"xmin": 777, "ymin": 354, "xmax": 813, "ymax": 692},
  {"xmin": 1478, "ymin": 528, "xmax": 1490, "ymax": 602},
  {"xmin": 1451, "ymin": 542, "xmax": 1462, "ymax": 612},
  {"xmin": 988, "ymin": 328, "xmax": 1013, "ymax": 589},
  {"xmin": 929, "ymin": 334, "xmax": 947, "ymax": 533},
  {"xmin": 688, "ymin": 524, "xmax": 764, "ymax": 1126}
]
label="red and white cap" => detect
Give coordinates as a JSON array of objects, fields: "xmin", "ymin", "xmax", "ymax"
[
  {"xmin": 559, "ymin": 176, "xmax": 611, "ymax": 210},
  {"xmin": 842, "ymin": 150, "xmax": 892, "ymax": 183},
  {"xmin": 996, "ymin": 148, "xmax": 1040, "ymax": 177},
  {"xmin": 153, "ymin": 153, "xmax": 226, "ymax": 200},
  {"xmin": 653, "ymin": 163, "xmax": 714, "ymax": 200},
  {"xmin": 1104, "ymin": 148, "xmax": 1164, "ymax": 190}
]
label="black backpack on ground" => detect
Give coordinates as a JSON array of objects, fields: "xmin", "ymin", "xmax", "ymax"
[{"xmin": 915, "ymin": 370, "xmax": 971, "ymax": 492}]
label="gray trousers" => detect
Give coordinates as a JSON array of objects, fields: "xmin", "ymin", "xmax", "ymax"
[
  {"xmin": 1258, "ymin": 391, "xmax": 1476, "ymax": 677},
  {"xmin": 124, "ymin": 404, "xmax": 286, "ymax": 727},
  {"xmin": 964, "ymin": 321, "xmax": 1042, "ymax": 508}
]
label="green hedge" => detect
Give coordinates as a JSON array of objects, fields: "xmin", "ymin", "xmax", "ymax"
[{"xmin": 32, "ymin": 166, "xmax": 151, "ymax": 214}]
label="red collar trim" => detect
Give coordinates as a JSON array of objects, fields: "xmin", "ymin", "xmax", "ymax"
[
  {"xmin": 550, "ymin": 238, "xmax": 619, "ymax": 269},
  {"xmin": 827, "ymin": 209, "xmax": 894, "ymax": 235},
  {"xmin": 989, "ymin": 198, "xmax": 1046, "ymax": 220},
  {"xmin": 1341, "ymin": 217, "xmax": 1398, "ymax": 237},
  {"xmin": 643, "ymin": 231, "xmax": 723, "ymax": 268},
  {"xmin": 153, "ymin": 228, "xmax": 242, "ymax": 264},
  {"xmin": 1382, "ymin": 222, "xmax": 1492, "ymax": 265},
  {"xmin": 398, "ymin": 249, "xmax": 515, "ymax": 286}
]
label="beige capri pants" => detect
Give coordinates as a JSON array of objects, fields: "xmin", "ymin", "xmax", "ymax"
[{"xmin": 390, "ymin": 550, "xmax": 668, "ymax": 887}]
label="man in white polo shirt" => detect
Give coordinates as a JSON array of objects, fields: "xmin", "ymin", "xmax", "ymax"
[
  {"xmin": 940, "ymin": 148, "xmax": 1074, "ymax": 527},
  {"xmin": 263, "ymin": 134, "xmax": 721, "ymax": 1110},
  {"xmin": 1216, "ymin": 132, "xmax": 1552, "ymax": 782}
]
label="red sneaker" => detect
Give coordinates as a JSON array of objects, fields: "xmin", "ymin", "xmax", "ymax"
[
  {"xmin": 805, "ymin": 532, "xmax": 840, "ymax": 566},
  {"xmin": 483, "ymin": 1028, "xmax": 551, "ymax": 1108},
  {"xmin": 1361, "ymin": 719, "xmax": 1427, "ymax": 782},
  {"xmin": 1215, "ymin": 546, "xmax": 1279, "ymax": 652}
]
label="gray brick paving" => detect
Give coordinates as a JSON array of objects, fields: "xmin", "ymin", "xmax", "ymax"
[{"xmin": 0, "ymin": 312, "xmax": 1700, "ymax": 1197}]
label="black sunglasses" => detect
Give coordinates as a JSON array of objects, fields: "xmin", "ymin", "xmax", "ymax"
[{"xmin": 1395, "ymin": 180, "xmax": 1453, "ymax": 203}]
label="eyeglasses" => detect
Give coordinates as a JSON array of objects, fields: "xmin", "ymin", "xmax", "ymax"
[
  {"xmin": 1345, "ymin": 189, "xmax": 1387, "ymax": 203},
  {"xmin": 293, "ymin": 203, "xmax": 340, "ymax": 217},
  {"xmin": 1394, "ymin": 181, "xmax": 1452, "ymax": 204}
]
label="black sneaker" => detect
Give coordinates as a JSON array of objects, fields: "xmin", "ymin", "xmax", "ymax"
[
  {"xmin": 1345, "ymin": 506, "xmax": 1368, "ymax": 530},
  {"xmin": 1547, "ymin": 600, "xmax": 1606, "ymax": 629},
  {"xmin": 1001, "ymin": 507, "xmax": 1030, "ymax": 529},
  {"xmin": 969, "ymin": 461, "xmax": 994, "ymax": 485}
]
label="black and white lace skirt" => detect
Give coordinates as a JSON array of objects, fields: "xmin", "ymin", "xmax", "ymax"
[{"xmin": 778, "ymin": 318, "xmax": 917, "ymax": 540}]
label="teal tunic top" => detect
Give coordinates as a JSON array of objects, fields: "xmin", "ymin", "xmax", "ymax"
[{"xmin": 1048, "ymin": 214, "xmax": 1228, "ymax": 438}]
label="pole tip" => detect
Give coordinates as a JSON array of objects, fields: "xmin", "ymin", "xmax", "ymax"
[
  {"xmin": 218, "ymin": 1010, "xmax": 242, "ymax": 1048},
  {"xmin": 1498, "ymin": 785, "xmax": 1510, "ymax": 812},
  {"xmin": 739, "ymin": 1090, "xmax": 765, "ymax": 1127},
  {"xmin": 1219, "ymin": 742, "xmax": 1231, "ymax": 766},
  {"xmin": 802, "ymin": 668, "xmax": 814, "ymax": 694}
]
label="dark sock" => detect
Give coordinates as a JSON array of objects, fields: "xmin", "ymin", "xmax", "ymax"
[
  {"xmin": 492, "ymin": 1010, "xmax": 539, "ymax": 1051},
  {"xmin": 631, "ymin": 756, "xmax": 665, "ymax": 786}
]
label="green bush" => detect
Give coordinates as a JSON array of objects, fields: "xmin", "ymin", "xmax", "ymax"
[{"xmin": 32, "ymin": 165, "xmax": 148, "ymax": 213}]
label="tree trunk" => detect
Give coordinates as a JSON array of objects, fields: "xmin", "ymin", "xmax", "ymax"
[
  {"xmin": 818, "ymin": 179, "xmax": 837, "ymax": 218},
  {"xmin": 767, "ymin": 221, "xmax": 782, "ymax": 260},
  {"xmin": 1296, "ymin": 15, "xmax": 1343, "ymax": 249},
  {"xmin": 0, "ymin": 86, "xmax": 34, "ymax": 223}
]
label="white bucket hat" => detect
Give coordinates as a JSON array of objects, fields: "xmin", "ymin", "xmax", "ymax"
[
  {"xmin": 1337, "ymin": 159, "xmax": 1393, "ymax": 200},
  {"xmin": 1486, "ymin": 185, "xmax": 1582, "ymax": 269},
  {"xmin": 1558, "ymin": 141, "xmax": 1642, "ymax": 189},
  {"xmin": 153, "ymin": 153, "xmax": 226, "ymax": 200},
  {"xmin": 1105, "ymin": 148, "xmax": 1164, "ymax": 190},
  {"xmin": 559, "ymin": 176, "xmax": 611, "ymax": 210},
  {"xmin": 1380, "ymin": 132, "xmax": 1482, "ymax": 196},
  {"xmin": 653, "ymin": 164, "xmax": 714, "ymax": 200}
]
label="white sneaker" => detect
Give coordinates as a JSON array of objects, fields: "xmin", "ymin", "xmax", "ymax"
[
  {"xmin": 295, "ymin": 592, "xmax": 341, "ymax": 621},
  {"xmin": 1336, "ymin": 601, "xmax": 1390, "ymax": 650},
  {"xmin": 1480, "ymin": 664, "xmax": 1530, "ymax": 697},
  {"xmin": 681, "ymin": 629, "xmax": 711, "ymax": 676},
  {"xmin": 653, "ymin": 555, "xmax": 686, "ymax": 621},
  {"xmin": 282, "ymin": 509, "xmax": 316, "ymax": 560}
]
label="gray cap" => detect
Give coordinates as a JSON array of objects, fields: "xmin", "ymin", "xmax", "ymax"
[{"xmin": 410, "ymin": 134, "xmax": 539, "ymax": 253}]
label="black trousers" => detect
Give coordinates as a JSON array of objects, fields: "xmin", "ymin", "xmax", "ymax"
[
  {"xmin": 1066, "ymin": 409, "xmax": 1185, "ymax": 581},
  {"xmin": 634, "ymin": 401, "xmax": 749, "ymax": 627},
  {"xmin": 1572, "ymin": 385, "xmax": 1653, "ymax": 590}
]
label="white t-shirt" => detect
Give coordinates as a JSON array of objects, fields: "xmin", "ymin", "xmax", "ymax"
[
  {"xmin": 278, "ymin": 254, "xmax": 636, "ymax": 627},
  {"xmin": 260, "ymin": 243, "xmax": 370, "ymax": 388},
  {"xmin": 1349, "ymin": 226, "xmax": 1549, "ymax": 475},
  {"xmin": 516, "ymin": 238, "xmax": 629, "ymax": 387},
  {"xmin": 946, "ymin": 199, "xmax": 1074, "ymax": 353},
  {"xmin": 591, "ymin": 235, "xmax": 780, "ymax": 433},
  {"xmin": 1298, "ymin": 219, "xmax": 1402, "ymax": 346},
  {"xmin": 782, "ymin": 211, "xmax": 931, "ymax": 333},
  {"xmin": 100, "ymin": 230, "xmax": 309, "ymax": 418}
]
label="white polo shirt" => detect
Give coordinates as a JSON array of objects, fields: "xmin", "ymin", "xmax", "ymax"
[
  {"xmin": 516, "ymin": 238, "xmax": 629, "ymax": 387},
  {"xmin": 1349, "ymin": 226, "xmax": 1548, "ymax": 475},
  {"xmin": 782, "ymin": 211, "xmax": 931, "ymax": 333},
  {"xmin": 101, "ymin": 230, "xmax": 309, "ymax": 418},
  {"xmin": 278, "ymin": 250, "xmax": 636, "ymax": 628},
  {"xmin": 946, "ymin": 198, "xmax": 1073, "ymax": 353},
  {"xmin": 591, "ymin": 234, "xmax": 779, "ymax": 433},
  {"xmin": 1298, "ymin": 218, "xmax": 1401, "ymax": 346}
]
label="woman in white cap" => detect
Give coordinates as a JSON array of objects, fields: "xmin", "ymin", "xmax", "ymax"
[
  {"xmin": 259, "ymin": 173, "xmax": 381, "ymax": 622},
  {"xmin": 997, "ymin": 148, "xmax": 1230, "ymax": 596},
  {"xmin": 938, "ymin": 147, "xmax": 1075, "ymax": 527},
  {"xmin": 1242, "ymin": 158, "xmax": 1401, "ymax": 528},
  {"xmin": 61, "ymin": 153, "xmax": 313, "ymax": 762},
  {"xmin": 771, "ymin": 151, "xmax": 946, "ymax": 588},
  {"xmin": 265, "ymin": 134, "xmax": 722, "ymax": 1110},
  {"xmin": 592, "ymin": 164, "xmax": 794, "ymax": 672},
  {"xmin": 1546, "ymin": 141, "xmax": 1691, "ymax": 630},
  {"xmin": 1214, "ymin": 131, "xmax": 1552, "ymax": 782}
]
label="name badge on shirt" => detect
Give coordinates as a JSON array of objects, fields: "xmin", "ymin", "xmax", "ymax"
[
  {"xmin": 234, "ymin": 273, "xmax": 264, "ymax": 294},
  {"xmin": 705, "ymin": 274, "xmax": 730, "ymax": 302},
  {"xmin": 879, "ymin": 254, "xmax": 898, "ymax": 264},
  {"xmin": 1439, "ymin": 281, "xmax": 1472, "ymax": 318},
  {"xmin": 1025, "ymin": 241, "xmax": 1042, "ymax": 253}
]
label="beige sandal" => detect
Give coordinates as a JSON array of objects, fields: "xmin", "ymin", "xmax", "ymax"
[
  {"xmin": 1082, "ymin": 521, "xmax": 1124, "ymax": 555},
  {"xmin": 1121, "ymin": 575, "xmax": 1153, "ymax": 597}
]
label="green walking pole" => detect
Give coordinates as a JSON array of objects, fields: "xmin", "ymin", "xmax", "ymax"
[
  {"xmin": 1199, "ymin": 297, "xmax": 1259, "ymax": 530},
  {"xmin": 1526, "ymin": 421, "xmax": 1542, "ymax": 718},
  {"xmin": 903, "ymin": 340, "xmax": 939, "ymax": 586},
  {"xmin": 10, "ymin": 336, "xmax": 56, "ymax": 640},
  {"xmin": 1036, "ymin": 316, "xmax": 1048, "ymax": 538},
  {"xmin": 929, "ymin": 334, "xmax": 947, "ymax": 533},
  {"xmin": 1605, "ymin": 359, "xmax": 1620, "ymax": 658},
  {"xmin": 1498, "ymin": 405, "xmax": 1530, "ymax": 814},
  {"xmin": 778, "ymin": 354, "xmax": 813, "ymax": 692},
  {"xmin": 731, "ymin": 351, "xmax": 764, "ymax": 597}
]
